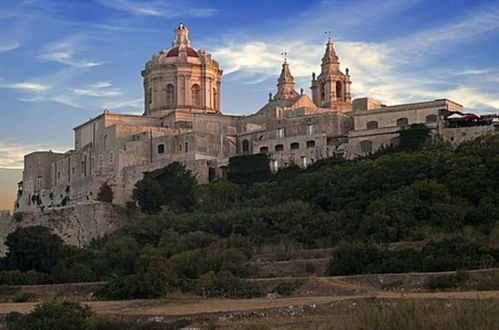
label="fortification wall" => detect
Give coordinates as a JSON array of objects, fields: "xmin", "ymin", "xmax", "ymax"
[{"xmin": 0, "ymin": 202, "xmax": 133, "ymax": 255}]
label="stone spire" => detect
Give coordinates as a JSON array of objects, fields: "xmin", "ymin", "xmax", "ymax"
[
  {"xmin": 274, "ymin": 59, "xmax": 299, "ymax": 101},
  {"xmin": 321, "ymin": 39, "xmax": 340, "ymax": 72},
  {"xmin": 172, "ymin": 23, "xmax": 192, "ymax": 47},
  {"xmin": 310, "ymin": 37, "xmax": 352, "ymax": 111}
]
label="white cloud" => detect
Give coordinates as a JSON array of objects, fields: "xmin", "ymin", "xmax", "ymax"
[
  {"xmin": 0, "ymin": 79, "xmax": 50, "ymax": 92},
  {"xmin": 0, "ymin": 142, "xmax": 68, "ymax": 169},
  {"xmin": 0, "ymin": 41, "xmax": 20, "ymax": 53},
  {"xmin": 69, "ymin": 81, "xmax": 122, "ymax": 97},
  {"xmin": 95, "ymin": 0, "xmax": 217, "ymax": 17},
  {"xmin": 39, "ymin": 38, "xmax": 103, "ymax": 68}
]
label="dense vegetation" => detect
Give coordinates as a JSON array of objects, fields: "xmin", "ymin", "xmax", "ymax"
[{"xmin": 1, "ymin": 126, "xmax": 499, "ymax": 298}]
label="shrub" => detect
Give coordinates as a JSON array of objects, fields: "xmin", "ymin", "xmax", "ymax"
[
  {"xmin": 273, "ymin": 280, "xmax": 304, "ymax": 296},
  {"xmin": 7, "ymin": 301, "xmax": 93, "ymax": 330},
  {"xmin": 195, "ymin": 271, "xmax": 261, "ymax": 298},
  {"xmin": 423, "ymin": 271, "xmax": 470, "ymax": 291},
  {"xmin": 97, "ymin": 182, "xmax": 114, "ymax": 203}
]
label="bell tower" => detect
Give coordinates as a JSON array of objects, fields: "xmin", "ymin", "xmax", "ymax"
[
  {"xmin": 274, "ymin": 59, "xmax": 299, "ymax": 101},
  {"xmin": 311, "ymin": 37, "xmax": 352, "ymax": 112}
]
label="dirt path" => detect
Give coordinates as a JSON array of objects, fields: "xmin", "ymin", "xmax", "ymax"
[{"xmin": 0, "ymin": 290, "xmax": 498, "ymax": 317}]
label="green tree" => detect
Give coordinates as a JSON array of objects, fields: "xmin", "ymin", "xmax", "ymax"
[
  {"xmin": 227, "ymin": 153, "xmax": 271, "ymax": 185},
  {"xmin": 133, "ymin": 162, "xmax": 197, "ymax": 214},
  {"xmin": 7, "ymin": 301, "xmax": 93, "ymax": 330},
  {"xmin": 3, "ymin": 226, "xmax": 64, "ymax": 273},
  {"xmin": 398, "ymin": 123, "xmax": 431, "ymax": 151},
  {"xmin": 132, "ymin": 178, "xmax": 164, "ymax": 214}
]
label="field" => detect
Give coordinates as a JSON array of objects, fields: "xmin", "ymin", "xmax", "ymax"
[{"xmin": 0, "ymin": 266, "xmax": 498, "ymax": 329}]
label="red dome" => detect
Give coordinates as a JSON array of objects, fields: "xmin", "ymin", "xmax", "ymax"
[{"xmin": 166, "ymin": 46, "xmax": 198, "ymax": 57}]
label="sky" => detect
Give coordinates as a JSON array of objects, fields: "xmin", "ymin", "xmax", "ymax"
[{"xmin": 1, "ymin": 0, "xmax": 499, "ymax": 210}]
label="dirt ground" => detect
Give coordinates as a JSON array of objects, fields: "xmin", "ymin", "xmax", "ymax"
[{"xmin": 0, "ymin": 268, "xmax": 498, "ymax": 328}]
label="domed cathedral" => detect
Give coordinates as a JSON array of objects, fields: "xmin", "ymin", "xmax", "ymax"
[
  {"xmin": 311, "ymin": 37, "xmax": 352, "ymax": 112},
  {"xmin": 142, "ymin": 24, "xmax": 222, "ymax": 117}
]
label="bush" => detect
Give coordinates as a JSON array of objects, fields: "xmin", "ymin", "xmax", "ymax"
[
  {"xmin": 273, "ymin": 280, "xmax": 304, "ymax": 296},
  {"xmin": 423, "ymin": 271, "xmax": 470, "ymax": 291},
  {"xmin": 195, "ymin": 271, "xmax": 261, "ymax": 298},
  {"xmin": 97, "ymin": 182, "xmax": 114, "ymax": 203},
  {"xmin": 7, "ymin": 301, "xmax": 93, "ymax": 330}
]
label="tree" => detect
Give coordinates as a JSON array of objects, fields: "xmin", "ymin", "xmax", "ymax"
[
  {"xmin": 6, "ymin": 301, "xmax": 93, "ymax": 330},
  {"xmin": 3, "ymin": 226, "xmax": 64, "ymax": 273},
  {"xmin": 227, "ymin": 153, "xmax": 271, "ymax": 185},
  {"xmin": 133, "ymin": 162, "xmax": 197, "ymax": 214},
  {"xmin": 96, "ymin": 182, "xmax": 114, "ymax": 203},
  {"xmin": 398, "ymin": 123, "xmax": 431, "ymax": 151},
  {"xmin": 133, "ymin": 178, "xmax": 164, "ymax": 214}
]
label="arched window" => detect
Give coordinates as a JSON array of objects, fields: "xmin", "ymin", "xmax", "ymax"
[
  {"xmin": 336, "ymin": 81, "xmax": 343, "ymax": 101},
  {"xmin": 191, "ymin": 84, "xmax": 201, "ymax": 106},
  {"xmin": 366, "ymin": 121, "xmax": 379, "ymax": 130},
  {"xmin": 213, "ymin": 88, "xmax": 217, "ymax": 110},
  {"xmin": 396, "ymin": 117, "xmax": 409, "ymax": 127},
  {"xmin": 157, "ymin": 144, "xmax": 165, "ymax": 154},
  {"xmin": 306, "ymin": 140, "xmax": 316, "ymax": 148},
  {"xmin": 275, "ymin": 144, "xmax": 284, "ymax": 152},
  {"xmin": 290, "ymin": 142, "xmax": 300, "ymax": 150},
  {"xmin": 259, "ymin": 146, "xmax": 268, "ymax": 153},
  {"xmin": 360, "ymin": 140, "xmax": 373, "ymax": 154},
  {"xmin": 166, "ymin": 84, "xmax": 175, "ymax": 107},
  {"xmin": 320, "ymin": 82, "xmax": 325, "ymax": 101},
  {"xmin": 242, "ymin": 139, "xmax": 249, "ymax": 154},
  {"xmin": 426, "ymin": 114, "xmax": 438, "ymax": 123}
]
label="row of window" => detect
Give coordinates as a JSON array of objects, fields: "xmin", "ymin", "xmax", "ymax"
[
  {"xmin": 157, "ymin": 143, "xmax": 189, "ymax": 154},
  {"xmin": 147, "ymin": 84, "xmax": 218, "ymax": 108},
  {"xmin": 365, "ymin": 115, "xmax": 437, "ymax": 130},
  {"xmin": 257, "ymin": 141, "xmax": 317, "ymax": 153},
  {"xmin": 277, "ymin": 124, "xmax": 315, "ymax": 139}
]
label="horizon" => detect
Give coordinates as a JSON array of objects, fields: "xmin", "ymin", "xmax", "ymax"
[{"xmin": 1, "ymin": 0, "xmax": 499, "ymax": 210}]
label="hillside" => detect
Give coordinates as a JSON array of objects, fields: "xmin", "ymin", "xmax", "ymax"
[{"xmin": 1, "ymin": 128, "xmax": 499, "ymax": 328}]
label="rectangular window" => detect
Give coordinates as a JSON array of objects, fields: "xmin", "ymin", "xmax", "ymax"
[
  {"xmin": 307, "ymin": 124, "xmax": 315, "ymax": 135},
  {"xmin": 301, "ymin": 156, "xmax": 308, "ymax": 168},
  {"xmin": 271, "ymin": 160, "xmax": 278, "ymax": 172},
  {"xmin": 278, "ymin": 128, "xmax": 285, "ymax": 139}
]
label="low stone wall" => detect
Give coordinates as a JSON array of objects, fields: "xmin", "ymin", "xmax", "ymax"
[{"xmin": 0, "ymin": 202, "xmax": 133, "ymax": 255}]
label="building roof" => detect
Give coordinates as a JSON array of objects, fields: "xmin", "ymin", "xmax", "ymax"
[{"xmin": 166, "ymin": 46, "xmax": 198, "ymax": 57}]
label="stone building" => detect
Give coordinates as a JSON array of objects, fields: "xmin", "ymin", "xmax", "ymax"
[{"xmin": 14, "ymin": 24, "xmax": 493, "ymax": 215}]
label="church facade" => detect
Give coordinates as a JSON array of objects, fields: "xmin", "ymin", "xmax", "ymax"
[{"xmin": 16, "ymin": 24, "xmax": 490, "ymax": 213}]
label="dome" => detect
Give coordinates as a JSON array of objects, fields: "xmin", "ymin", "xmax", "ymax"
[{"xmin": 166, "ymin": 46, "xmax": 198, "ymax": 58}]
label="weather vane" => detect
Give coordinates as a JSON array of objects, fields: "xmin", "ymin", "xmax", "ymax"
[
  {"xmin": 325, "ymin": 30, "xmax": 332, "ymax": 41},
  {"xmin": 281, "ymin": 52, "xmax": 288, "ymax": 62}
]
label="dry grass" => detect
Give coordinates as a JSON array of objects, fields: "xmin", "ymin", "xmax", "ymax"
[{"xmin": 328, "ymin": 299, "xmax": 499, "ymax": 330}]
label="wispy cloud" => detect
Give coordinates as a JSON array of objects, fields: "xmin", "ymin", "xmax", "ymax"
[
  {"xmin": 39, "ymin": 38, "xmax": 103, "ymax": 68},
  {"xmin": 69, "ymin": 81, "xmax": 122, "ymax": 97},
  {"xmin": 210, "ymin": 1, "xmax": 499, "ymax": 113},
  {"xmin": 0, "ymin": 142, "xmax": 68, "ymax": 169},
  {"xmin": 393, "ymin": 3, "xmax": 499, "ymax": 54},
  {"xmin": 0, "ymin": 41, "xmax": 20, "ymax": 53},
  {"xmin": 95, "ymin": 0, "xmax": 217, "ymax": 17},
  {"xmin": 0, "ymin": 78, "xmax": 50, "ymax": 92}
]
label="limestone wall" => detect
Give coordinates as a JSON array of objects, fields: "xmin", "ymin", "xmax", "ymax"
[{"xmin": 0, "ymin": 202, "xmax": 133, "ymax": 255}]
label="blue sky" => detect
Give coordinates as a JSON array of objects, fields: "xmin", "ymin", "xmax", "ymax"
[{"xmin": 1, "ymin": 0, "xmax": 499, "ymax": 208}]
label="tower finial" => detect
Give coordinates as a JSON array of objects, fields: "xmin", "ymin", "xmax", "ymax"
[
  {"xmin": 280, "ymin": 51, "xmax": 288, "ymax": 63},
  {"xmin": 325, "ymin": 30, "xmax": 332, "ymax": 42}
]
